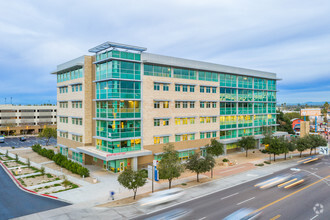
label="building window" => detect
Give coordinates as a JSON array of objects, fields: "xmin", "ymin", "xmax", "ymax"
[
  {"xmin": 182, "ymin": 101, "xmax": 188, "ymax": 108},
  {"xmin": 206, "ymin": 87, "xmax": 211, "ymax": 93},
  {"xmin": 182, "ymin": 134, "xmax": 188, "ymax": 141},
  {"xmin": 154, "ymin": 83, "xmax": 160, "ymax": 91},
  {"xmin": 175, "ymin": 118, "xmax": 181, "ymax": 125},
  {"xmin": 212, "ymin": 87, "xmax": 217, "ymax": 93},
  {"xmin": 200, "ymin": 101, "xmax": 205, "ymax": 108},
  {"xmin": 163, "ymin": 136, "xmax": 169, "ymax": 143},
  {"xmin": 175, "ymin": 101, "xmax": 181, "ymax": 108},
  {"xmin": 212, "ymin": 131, "xmax": 217, "ymax": 137},
  {"xmin": 175, "ymin": 135, "xmax": 181, "ymax": 142},
  {"xmin": 154, "ymin": 137, "xmax": 160, "ymax": 144},
  {"xmin": 163, "ymin": 101, "xmax": 169, "ymax": 108},
  {"xmin": 206, "ymin": 132, "xmax": 211, "ymax": 138},
  {"xmin": 206, "ymin": 102, "xmax": 211, "ymax": 108},
  {"xmin": 190, "ymin": 118, "xmax": 195, "ymax": 124},
  {"xmin": 175, "ymin": 84, "xmax": 181, "ymax": 92},
  {"xmin": 154, "ymin": 101, "xmax": 160, "ymax": 108},
  {"xmin": 163, "ymin": 84, "xmax": 169, "ymax": 91},
  {"xmin": 190, "ymin": 86, "xmax": 195, "ymax": 92},
  {"xmin": 200, "ymin": 86, "xmax": 205, "ymax": 93},
  {"xmin": 163, "ymin": 119, "xmax": 169, "ymax": 126},
  {"xmin": 72, "ymin": 101, "xmax": 82, "ymax": 108},
  {"xmin": 212, "ymin": 116, "xmax": 217, "ymax": 123},
  {"xmin": 190, "ymin": 102, "xmax": 195, "ymax": 108},
  {"xmin": 189, "ymin": 134, "xmax": 195, "ymax": 140},
  {"xmin": 72, "ymin": 135, "xmax": 82, "ymax": 142},
  {"xmin": 182, "ymin": 85, "xmax": 188, "ymax": 92},
  {"xmin": 200, "ymin": 117, "xmax": 205, "ymax": 124},
  {"xmin": 200, "ymin": 133, "xmax": 205, "ymax": 139},
  {"xmin": 154, "ymin": 119, "xmax": 160, "ymax": 126},
  {"xmin": 212, "ymin": 102, "xmax": 217, "ymax": 108}
]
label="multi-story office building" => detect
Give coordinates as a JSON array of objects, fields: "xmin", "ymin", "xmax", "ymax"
[
  {"xmin": 0, "ymin": 104, "xmax": 57, "ymax": 135},
  {"xmin": 53, "ymin": 42, "xmax": 279, "ymax": 173}
]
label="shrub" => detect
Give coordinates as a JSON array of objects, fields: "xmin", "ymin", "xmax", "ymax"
[
  {"xmin": 222, "ymin": 158, "xmax": 229, "ymax": 162},
  {"xmin": 40, "ymin": 166, "xmax": 45, "ymax": 175},
  {"xmin": 31, "ymin": 144, "xmax": 89, "ymax": 177},
  {"xmin": 255, "ymin": 163, "xmax": 264, "ymax": 166},
  {"xmin": 5, "ymin": 150, "xmax": 8, "ymax": 157},
  {"xmin": 54, "ymin": 183, "xmax": 61, "ymax": 187},
  {"xmin": 46, "ymin": 173, "xmax": 52, "ymax": 178},
  {"xmin": 264, "ymin": 161, "xmax": 271, "ymax": 164},
  {"xmin": 15, "ymin": 154, "xmax": 19, "ymax": 162}
]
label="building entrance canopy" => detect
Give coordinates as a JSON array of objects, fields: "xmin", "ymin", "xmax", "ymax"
[{"xmin": 77, "ymin": 146, "xmax": 152, "ymax": 161}]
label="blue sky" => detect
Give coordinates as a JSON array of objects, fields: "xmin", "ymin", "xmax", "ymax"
[{"xmin": 0, "ymin": 0, "xmax": 329, "ymax": 105}]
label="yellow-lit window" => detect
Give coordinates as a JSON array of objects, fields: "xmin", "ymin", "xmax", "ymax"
[
  {"xmin": 206, "ymin": 117, "xmax": 211, "ymax": 123},
  {"xmin": 163, "ymin": 101, "xmax": 169, "ymax": 108},
  {"xmin": 154, "ymin": 137, "xmax": 160, "ymax": 144},
  {"xmin": 200, "ymin": 117, "xmax": 205, "ymax": 124},
  {"xmin": 182, "ymin": 134, "xmax": 188, "ymax": 141},
  {"xmin": 175, "ymin": 118, "xmax": 181, "ymax": 125},
  {"xmin": 190, "ymin": 118, "xmax": 195, "ymax": 124},
  {"xmin": 182, "ymin": 118, "xmax": 188, "ymax": 125}
]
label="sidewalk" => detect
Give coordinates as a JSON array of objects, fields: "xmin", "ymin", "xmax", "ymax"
[{"xmin": 16, "ymin": 158, "xmax": 301, "ymax": 220}]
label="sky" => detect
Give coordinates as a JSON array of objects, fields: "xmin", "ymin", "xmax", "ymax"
[{"xmin": 0, "ymin": 0, "xmax": 329, "ymax": 105}]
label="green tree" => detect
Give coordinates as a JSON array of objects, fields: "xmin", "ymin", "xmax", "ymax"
[
  {"xmin": 285, "ymin": 139, "xmax": 296, "ymax": 160},
  {"xmin": 38, "ymin": 127, "xmax": 57, "ymax": 146},
  {"xmin": 186, "ymin": 153, "xmax": 215, "ymax": 182},
  {"xmin": 158, "ymin": 144, "xmax": 184, "ymax": 189},
  {"xmin": 117, "ymin": 169, "xmax": 147, "ymax": 200},
  {"xmin": 307, "ymin": 135, "xmax": 327, "ymax": 155},
  {"xmin": 276, "ymin": 111, "xmax": 295, "ymax": 134},
  {"xmin": 295, "ymin": 136, "xmax": 311, "ymax": 157},
  {"xmin": 237, "ymin": 136, "xmax": 256, "ymax": 157},
  {"xmin": 206, "ymin": 139, "xmax": 224, "ymax": 178},
  {"xmin": 268, "ymin": 137, "xmax": 283, "ymax": 161}
]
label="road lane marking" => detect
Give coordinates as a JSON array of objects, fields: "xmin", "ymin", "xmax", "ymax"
[
  {"xmin": 236, "ymin": 197, "xmax": 255, "ymax": 205},
  {"xmin": 220, "ymin": 192, "xmax": 239, "ymax": 200},
  {"xmin": 270, "ymin": 214, "xmax": 281, "ymax": 220},
  {"xmin": 198, "ymin": 217, "xmax": 206, "ymax": 220},
  {"xmin": 277, "ymin": 178, "xmax": 297, "ymax": 188},
  {"xmin": 310, "ymin": 214, "xmax": 318, "ymax": 220},
  {"xmin": 253, "ymin": 175, "xmax": 330, "ymax": 213}
]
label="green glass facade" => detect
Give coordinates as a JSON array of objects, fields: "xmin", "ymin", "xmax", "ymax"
[
  {"xmin": 219, "ymin": 72, "xmax": 277, "ymax": 138},
  {"xmin": 94, "ymin": 50, "xmax": 143, "ymax": 169}
]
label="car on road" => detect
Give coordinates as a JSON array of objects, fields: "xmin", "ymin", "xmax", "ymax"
[
  {"xmin": 223, "ymin": 208, "xmax": 262, "ymax": 220},
  {"xmin": 0, "ymin": 135, "xmax": 4, "ymax": 143},
  {"xmin": 145, "ymin": 208, "xmax": 191, "ymax": 220},
  {"xmin": 139, "ymin": 188, "xmax": 185, "ymax": 207},
  {"xmin": 19, "ymin": 137, "xmax": 27, "ymax": 142}
]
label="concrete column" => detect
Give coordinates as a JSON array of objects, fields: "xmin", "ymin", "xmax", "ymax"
[
  {"xmin": 223, "ymin": 144, "xmax": 227, "ymax": 156},
  {"xmin": 257, "ymin": 139, "xmax": 261, "ymax": 149},
  {"xmin": 132, "ymin": 157, "xmax": 138, "ymax": 171}
]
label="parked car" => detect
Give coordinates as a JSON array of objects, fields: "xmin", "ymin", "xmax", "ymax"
[{"xmin": 19, "ymin": 136, "xmax": 27, "ymax": 142}]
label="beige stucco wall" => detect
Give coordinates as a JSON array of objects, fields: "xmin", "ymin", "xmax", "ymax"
[{"xmin": 142, "ymin": 75, "xmax": 220, "ymax": 146}]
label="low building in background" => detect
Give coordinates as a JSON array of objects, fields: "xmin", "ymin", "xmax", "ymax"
[
  {"xmin": 52, "ymin": 41, "xmax": 280, "ymax": 173},
  {"xmin": 0, "ymin": 104, "xmax": 57, "ymax": 135}
]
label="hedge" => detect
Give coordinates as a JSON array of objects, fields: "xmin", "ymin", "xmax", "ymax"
[{"xmin": 32, "ymin": 144, "xmax": 89, "ymax": 177}]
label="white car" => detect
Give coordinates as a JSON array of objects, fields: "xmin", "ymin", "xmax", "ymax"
[
  {"xmin": 139, "ymin": 188, "xmax": 185, "ymax": 207},
  {"xmin": 0, "ymin": 135, "xmax": 4, "ymax": 143}
]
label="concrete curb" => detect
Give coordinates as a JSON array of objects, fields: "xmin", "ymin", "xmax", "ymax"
[{"xmin": 0, "ymin": 160, "xmax": 66, "ymax": 202}]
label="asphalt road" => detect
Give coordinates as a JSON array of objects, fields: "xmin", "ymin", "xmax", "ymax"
[
  {"xmin": 0, "ymin": 136, "xmax": 56, "ymax": 148},
  {"xmin": 0, "ymin": 165, "xmax": 69, "ymax": 220},
  {"xmin": 133, "ymin": 156, "xmax": 330, "ymax": 220}
]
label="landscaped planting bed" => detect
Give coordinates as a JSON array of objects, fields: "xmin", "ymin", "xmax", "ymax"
[
  {"xmin": 34, "ymin": 180, "xmax": 79, "ymax": 194},
  {"xmin": 4, "ymin": 161, "xmax": 26, "ymax": 168},
  {"xmin": 21, "ymin": 173, "xmax": 60, "ymax": 187},
  {"xmin": 11, "ymin": 167, "xmax": 40, "ymax": 176}
]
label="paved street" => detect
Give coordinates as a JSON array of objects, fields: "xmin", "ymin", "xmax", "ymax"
[
  {"xmin": 0, "ymin": 137, "xmax": 56, "ymax": 148},
  {"xmin": 133, "ymin": 156, "xmax": 330, "ymax": 220},
  {"xmin": 0, "ymin": 165, "xmax": 69, "ymax": 220}
]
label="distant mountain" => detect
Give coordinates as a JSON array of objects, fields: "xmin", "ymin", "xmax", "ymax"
[{"xmin": 279, "ymin": 101, "xmax": 329, "ymax": 106}]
